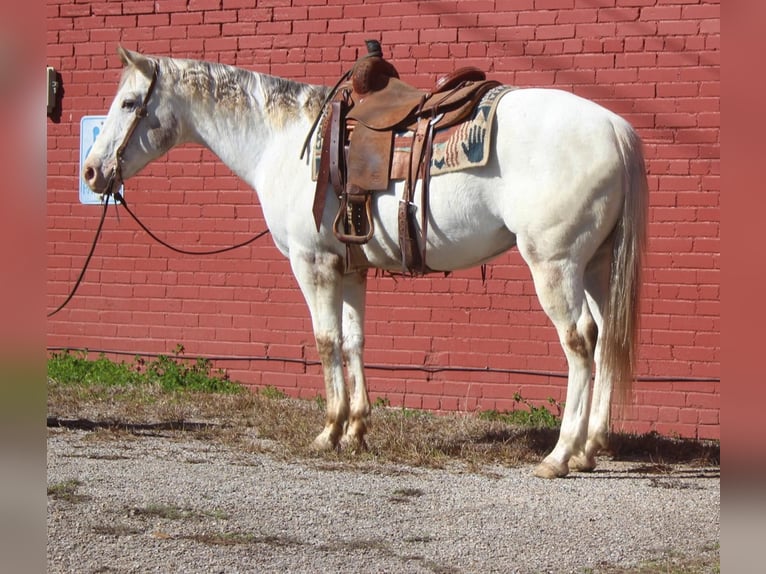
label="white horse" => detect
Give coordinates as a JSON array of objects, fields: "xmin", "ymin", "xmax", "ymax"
[{"xmin": 82, "ymin": 47, "xmax": 648, "ymax": 479}]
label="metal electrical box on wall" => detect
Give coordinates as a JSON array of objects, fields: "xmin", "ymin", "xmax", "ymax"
[
  {"xmin": 46, "ymin": 66, "xmax": 58, "ymax": 115},
  {"xmin": 79, "ymin": 116, "xmax": 124, "ymax": 205}
]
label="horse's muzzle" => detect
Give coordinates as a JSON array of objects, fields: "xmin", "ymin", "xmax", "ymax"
[{"xmin": 81, "ymin": 157, "xmax": 119, "ymax": 197}]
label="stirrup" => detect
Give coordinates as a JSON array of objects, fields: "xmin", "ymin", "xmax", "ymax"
[{"xmin": 333, "ymin": 194, "xmax": 375, "ymax": 244}]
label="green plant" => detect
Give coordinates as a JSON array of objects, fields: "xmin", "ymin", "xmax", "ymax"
[
  {"xmin": 47, "ymin": 479, "xmax": 89, "ymax": 503},
  {"xmin": 398, "ymin": 406, "xmax": 432, "ymax": 420},
  {"xmin": 260, "ymin": 385, "xmax": 287, "ymax": 400},
  {"xmin": 479, "ymin": 393, "xmax": 562, "ymax": 429},
  {"xmin": 47, "ymin": 350, "xmax": 142, "ymax": 387},
  {"xmin": 373, "ymin": 396, "xmax": 391, "ymax": 409},
  {"xmin": 129, "ymin": 503, "xmax": 227, "ymax": 521},
  {"xmin": 47, "ymin": 347, "xmax": 241, "ymax": 394}
]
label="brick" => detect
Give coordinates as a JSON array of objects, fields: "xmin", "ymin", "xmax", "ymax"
[
  {"xmin": 535, "ymin": 0, "xmax": 574, "ymax": 7},
  {"xmin": 555, "ymin": 9, "xmax": 597, "ymax": 24},
  {"xmin": 598, "ymin": 7, "xmax": 639, "ymax": 21},
  {"xmin": 536, "ymin": 24, "xmax": 576, "ymax": 40},
  {"xmin": 518, "ymin": 11, "xmax": 557, "ymax": 26},
  {"xmin": 575, "ymin": 22, "xmax": 616, "ymax": 37},
  {"xmin": 678, "ymin": 408, "xmax": 699, "ymax": 425}
]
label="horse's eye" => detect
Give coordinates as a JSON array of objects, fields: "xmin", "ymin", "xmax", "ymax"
[{"xmin": 121, "ymin": 99, "xmax": 136, "ymax": 110}]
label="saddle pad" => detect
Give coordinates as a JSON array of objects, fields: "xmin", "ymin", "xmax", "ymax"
[
  {"xmin": 311, "ymin": 85, "xmax": 515, "ymax": 182},
  {"xmin": 391, "ymin": 85, "xmax": 515, "ymax": 179}
]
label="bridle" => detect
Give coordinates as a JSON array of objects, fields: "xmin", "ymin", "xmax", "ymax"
[{"xmin": 104, "ymin": 59, "xmax": 160, "ymax": 198}]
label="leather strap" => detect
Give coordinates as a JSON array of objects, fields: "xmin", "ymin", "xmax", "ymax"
[
  {"xmin": 311, "ymin": 107, "xmax": 334, "ymax": 231},
  {"xmin": 398, "ymin": 116, "xmax": 430, "ymax": 273},
  {"xmin": 329, "ymin": 101, "xmax": 346, "ymax": 203},
  {"xmin": 419, "ymin": 119, "xmax": 435, "ymax": 271},
  {"xmin": 115, "ymin": 60, "xmax": 159, "ymax": 185},
  {"xmin": 313, "ymin": 101, "xmax": 347, "ymax": 232}
]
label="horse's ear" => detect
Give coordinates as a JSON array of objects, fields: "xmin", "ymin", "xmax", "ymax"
[
  {"xmin": 117, "ymin": 45, "xmax": 137, "ymax": 66},
  {"xmin": 117, "ymin": 46, "xmax": 155, "ymax": 79}
]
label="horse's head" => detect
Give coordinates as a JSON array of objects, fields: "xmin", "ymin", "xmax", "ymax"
[{"xmin": 82, "ymin": 46, "xmax": 180, "ymax": 197}]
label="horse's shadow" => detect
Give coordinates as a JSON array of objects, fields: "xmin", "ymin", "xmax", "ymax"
[{"xmin": 476, "ymin": 426, "xmax": 720, "ymax": 473}]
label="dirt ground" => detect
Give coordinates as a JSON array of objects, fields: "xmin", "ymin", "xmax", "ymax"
[{"xmin": 47, "ymin": 420, "xmax": 720, "ymax": 574}]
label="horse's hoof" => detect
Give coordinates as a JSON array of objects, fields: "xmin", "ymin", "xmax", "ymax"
[
  {"xmin": 533, "ymin": 460, "xmax": 569, "ymax": 479},
  {"xmin": 311, "ymin": 432, "xmax": 338, "ymax": 452},
  {"xmin": 569, "ymin": 453, "xmax": 597, "ymax": 472},
  {"xmin": 340, "ymin": 433, "xmax": 368, "ymax": 453}
]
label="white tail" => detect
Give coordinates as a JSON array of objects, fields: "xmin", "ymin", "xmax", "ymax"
[{"xmin": 601, "ymin": 121, "xmax": 649, "ymax": 403}]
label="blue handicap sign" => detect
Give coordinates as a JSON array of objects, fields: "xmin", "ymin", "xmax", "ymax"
[{"xmin": 79, "ymin": 116, "xmax": 124, "ymax": 205}]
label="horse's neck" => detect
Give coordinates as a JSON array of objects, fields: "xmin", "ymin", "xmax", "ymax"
[
  {"xmin": 184, "ymin": 100, "xmax": 272, "ymax": 188},
  {"xmin": 178, "ymin": 69, "xmax": 316, "ymax": 192}
]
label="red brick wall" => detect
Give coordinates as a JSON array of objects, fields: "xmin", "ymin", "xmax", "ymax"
[{"xmin": 46, "ymin": 0, "xmax": 720, "ymax": 440}]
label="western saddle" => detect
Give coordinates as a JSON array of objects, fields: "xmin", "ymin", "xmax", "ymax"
[{"xmin": 308, "ymin": 40, "xmax": 501, "ymax": 274}]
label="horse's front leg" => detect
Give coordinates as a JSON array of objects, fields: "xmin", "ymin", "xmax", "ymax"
[
  {"xmin": 340, "ymin": 270, "xmax": 370, "ymax": 451},
  {"xmin": 290, "ymin": 251, "xmax": 348, "ymax": 451}
]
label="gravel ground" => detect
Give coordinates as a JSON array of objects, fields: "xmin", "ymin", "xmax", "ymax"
[{"xmin": 47, "ymin": 426, "xmax": 719, "ymax": 574}]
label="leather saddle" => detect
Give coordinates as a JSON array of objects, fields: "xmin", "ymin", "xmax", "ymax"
[{"xmin": 310, "ymin": 40, "xmax": 500, "ymax": 274}]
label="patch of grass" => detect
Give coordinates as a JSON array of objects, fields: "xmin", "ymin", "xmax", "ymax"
[
  {"xmin": 48, "ymin": 350, "xmax": 142, "ymax": 388},
  {"xmin": 479, "ymin": 393, "xmax": 562, "ymax": 429},
  {"xmin": 398, "ymin": 406, "xmax": 433, "ymax": 420},
  {"xmin": 48, "ymin": 345, "xmax": 242, "ymax": 394},
  {"xmin": 373, "ymin": 396, "xmax": 391, "ymax": 408},
  {"xmin": 185, "ymin": 531, "xmax": 302, "ymax": 547},
  {"xmin": 593, "ymin": 547, "xmax": 720, "ymax": 573},
  {"xmin": 260, "ymin": 385, "xmax": 287, "ymax": 400},
  {"xmin": 129, "ymin": 504, "xmax": 227, "ymax": 521},
  {"xmin": 47, "ymin": 479, "xmax": 89, "ymax": 503}
]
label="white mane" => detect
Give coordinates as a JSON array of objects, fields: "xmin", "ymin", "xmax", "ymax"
[{"xmin": 153, "ymin": 56, "xmax": 330, "ymax": 128}]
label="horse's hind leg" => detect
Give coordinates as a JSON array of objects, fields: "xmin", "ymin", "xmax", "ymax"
[
  {"xmin": 570, "ymin": 240, "xmax": 613, "ymax": 472},
  {"xmin": 340, "ymin": 270, "xmax": 371, "ymax": 451},
  {"xmin": 522, "ymin": 257, "xmax": 597, "ymax": 479},
  {"xmin": 289, "ymin": 251, "xmax": 349, "ymax": 451}
]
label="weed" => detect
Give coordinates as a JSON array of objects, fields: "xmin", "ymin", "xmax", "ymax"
[
  {"xmin": 129, "ymin": 504, "xmax": 227, "ymax": 521},
  {"xmin": 479, "ymin": 393, "xmax": 562, "ymax": 429},
  {"xmin": 184, "ymin": 531, "xmax": 302, "ymax": 547},
  {"xmin": 398, "ymin": 406, "xmax": 433, "ymax": 420},
  {"xmin": 48, "ymin": 350, "xmax": 142, "ymax": 387},
  {"xmin": 48, "ymin": 347, "xmax": 241, "ymax": 394},
  {"xmin": 260, "ymin": 385, "xmax": 287, "ymax": 400},
  {"xmin": 130, "ymin": 504, "xmax": 188, "ymax": 520},
  {"xmin": 373, "ymin": 396, "xmax": 391, "ymax": 409},
  {"xmin": 48, "ymin": 479, "xmax": 89, "ymax": 503}
]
